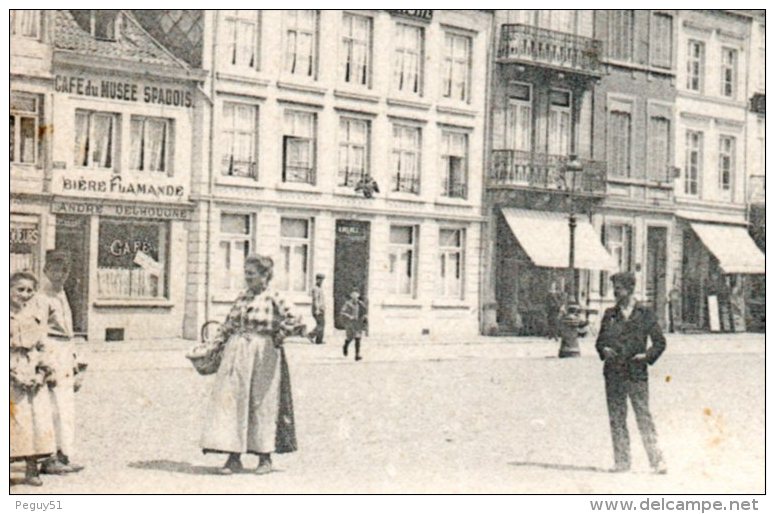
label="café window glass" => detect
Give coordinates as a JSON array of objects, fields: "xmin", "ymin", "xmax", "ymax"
[
  {"xmin": 130, "ymin": 116, "xmax": 173, "ymax": 174},
  {"xmin": 10, "ymin": 215, "xmax": 40, "ymax": 274},
  {"xmin": 97, "ymin": 219, "xmax": 168, "ymax": 300}
]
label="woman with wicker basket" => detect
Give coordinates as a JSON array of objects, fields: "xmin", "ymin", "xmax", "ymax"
[
  {"xmin": 10, "ymin": 271, "xmax": 56, "ymax": 487},
  {"xmin": 199, "ymin": 255, "xmax": 299, "ymax": 475}
]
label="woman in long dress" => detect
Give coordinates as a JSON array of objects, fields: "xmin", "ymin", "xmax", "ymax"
[
  {"xmin": 201, "ymin": 255, "xmax": 299, "ymax": 475},
  {"xmin": 10, "ymin": 271, "xmax": 56, "ymax": 487}
]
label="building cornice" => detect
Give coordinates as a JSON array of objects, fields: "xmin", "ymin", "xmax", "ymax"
[{"xmin": 53, "ymin": 50, "xmax": 207, "ymax": 83}]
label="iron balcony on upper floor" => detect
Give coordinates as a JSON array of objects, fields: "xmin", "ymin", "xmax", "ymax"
[
  {"xmin": 497, "ymin": 24, "xmax": 603, "ymax": 76},
  {"xmin": 489, "ymin": 150, "xmax": 607, "ymax": 196}
]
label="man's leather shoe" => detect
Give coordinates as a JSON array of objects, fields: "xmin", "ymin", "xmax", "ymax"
[{"xmin": 65, "ymin": 463, "xmax": 84, "ymax": 473}]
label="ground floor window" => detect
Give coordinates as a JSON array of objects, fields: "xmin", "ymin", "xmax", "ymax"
[
  {"xmin": 10, "ymin": 215, "xmax": 40, "ymax": 274},
  {"xmin": 439, "ymin": 228, "xmax": 464, "ymax": 298},
  {"xmin": 218, "ymin": 213, "xmax": 252, "ymax": 292},
  {"xmin": 389, "ymin": 225, "xmax": 417, "ymax": 296},
  {"xmin": 278, "ymin": 217, "xmax": 311, "ymax": 292},
  {"xmin": 97, "ymin": 219, "xmax": 168, "ymax": 300}
]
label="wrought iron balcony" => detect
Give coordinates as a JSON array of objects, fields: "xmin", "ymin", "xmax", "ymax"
[
  {"xmin": 489, "ymin": 150, "xmax": 606, "ymax": 195},
  {"xmin": 749, "ymin": 175, "xmax": 765, "ymax": 204},
  {"xmin": 393, "ymin": 173, "xmax": 421, "ymax": 194},
  {"xmin": 497, "ymin": 24, "xmax": 603, "ymax": 76}
]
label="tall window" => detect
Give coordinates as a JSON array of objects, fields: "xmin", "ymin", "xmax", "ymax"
[
  {"xmin": 601, "ymin": 224, "xmax": 633, "ymax": 296},
  {"xmin": 439, "ymin": 229, "xmax": 464, "ymax": 299},
  {"xmin": 278, "ymin": 218, "xmax": 311, "ymax": 292},
  {"xmin": 130, "ymin": 116, "xmax": 172, "ymax": 173},
  {"xmin": 506, "ymin": 84, "xmax": 532, "ymax": 151},
  {"xmin": 548, "ymin": 90, "xmax": 571, "ymax": 156},
  {"xmin": 282, "ymin": 110, "xmax": 316, "ymax": 184},
  {"xmin": 11, "ymin": 10, "xmax": 40, "ymax": 39},
  {"xmin": 442, "ymin": 32, "xmax": 471, "ymax": 102},
  {"xmin": 218, "ymin": 214, "xmax": 251, "ymax": 292},
  {"xmin": 608, "ymin": 111, "xmax": 631, "ymax": 178},
  {"xmin": 389, "ymin": 225, "xmax": 417, "ymax": 296},
  {"xmin": 684, "ymin": 130, "xmax": 703, "ymax": 196},
  {"xmin": 74, "ymin": 110, "xmax": 117, "ymax": 169},
  {"xmin": 686, "ymin": 40, "xmax": 704, "ymax": 92},
  {"xmin": 647, "ymin": 116, "xmax": 670, "ymax": 181},
  {"xmin": 391, "ymin": 124, "xmax": 421, "ymax": 194},
  {"xmin": 10, "ymin": 92, "xmax": 38, "ymax": 164},
  {"xmin": 650, "ymin": 13, "xmax": 673, "ymax": 69},
  {"xmin": 341, "ymin": 13, "xmax": 371, "ymax": 86},
  {"xmin": 393, "ymin": 23, "xmax": 423, "ymax": 95},
  {"xmin": 338, "ymin": 117, "xmax": 369, "ymax": 187},
  {"xmin": 440, "ymin": 130, "xmax": 468, "ymax": 199},
  {"xmin": 221, "ymin": 103, "xmax": 258, "ymax": 178},
  {"xmin": 285, "ymin": 10, "xmax": 317, "ymax": 78},
  {"xmin": 721, "ymin": 47, "xmax": 737, "ymax": 99},
  {"xmin": 718, "ymin": 135, "xmax": 735, "ymax": 193},
  {"xmin": 608, "ymin": 10, "xmax": 634, "ymax": 62},
  {"xmin": 224, "ymin": 10, "xmax": 259, "ymax": 69}
]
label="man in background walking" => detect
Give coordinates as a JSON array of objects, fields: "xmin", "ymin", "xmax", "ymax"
[{"xmin": 309, "ymin": 273, "xmax": 326, "ymax": 345}]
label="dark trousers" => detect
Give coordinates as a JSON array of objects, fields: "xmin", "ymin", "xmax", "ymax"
[
  {"xmin": 310, "ymin": 312, "xmax": 325, "ymax": 344},
  {"xmin": 605, "ymin": 374, "xmax": 663, "ymax": 469},
  {"xmin": 343, "ymin": 337, "xmax": 361, "ymax": 357}
]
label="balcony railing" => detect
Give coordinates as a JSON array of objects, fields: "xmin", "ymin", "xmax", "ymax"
[
  {"xmin": 749, "ymin": 175, "xmax": 765, "ymax": 204},
  {"xmin": 393, "ymin": 173, "xmax": 420, "ymax": 194},
  {"xmin": 497, "ymin": 24, "xmax": 603, "ymax": 75},
  {"xmin": 489, "ymin": 150, "xmax": 606, "ymax": 195}
]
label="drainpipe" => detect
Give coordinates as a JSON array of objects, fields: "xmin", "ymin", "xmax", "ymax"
[{"xmin": 204, "ymin": 11, "xmax": 219, "ymax": 326}]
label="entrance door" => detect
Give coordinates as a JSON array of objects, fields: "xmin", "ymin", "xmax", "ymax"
[
  {"xmin": 646, "ymin": 226, "xmax": 668, "ymax": 328},
  {"xmin": 55, "ymin": 216, "xmax": 90, "ymax": 337},
  {"xmin": 334, "ymin": 220, "xmax": 370, "ymax": 330}
]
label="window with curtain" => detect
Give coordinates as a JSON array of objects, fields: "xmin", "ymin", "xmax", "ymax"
[
  {"xmin": 506, "ymin": 85, "xmax": 532, "ymax": 152},
  {"xmin": 283, "ymin": 110, "xmax": 316, "ymax": 184},
  {"xmin": 393, "ymin": 23, "xmax": 423, "ymax": 95},
  {"xmin": 389, "ymin": 225, "xmax": 417, "ymax": 296},
  {"xmin": 391, "ymin": 124, "xmax": 421, "ymax": 194},
  {"xmin": 686, "ymin": 40, "xmax": 704, "ymax": 92},
  {"xmin": 341, "ymin": 13, "xmax": 371, "ymax": 86},
  {"xmin": 718, "ymin": 135, "xmax": 735, "ymax": 193},
  {"xmin": 130, "ymin": 116, "xmax": 171, "ymax": 173},
  {"xmin": 607, "ymin": 10, "xmax": 634, "ymax": 62},
  {"xmin": 285, "ymin": 10, "xmax": 317, "ymax": 78},
  {"xmin": 439, "ymin": 228, "xmax": 464, "ymax": 299},
  {"xmin": 684, "ymin": 130, "xmax": 703, "ymax": 196},
  {"xmin": 278, "ymin": 218, "xmax": 311, "ymax": 292},
  {"xmin": 74, "ymin": 110, "xmax": 116, "ymax": 169},
  {"xmin": 218, "ymin": 213, "xmax": 251, "ymax": 292},
  {"xmin": 608, "ymin": 110, "xmax": 631, "ymax": 178},
  {"xmin": 548, "ymin": 89, "xmax": 571, "ymax": 157},
  {"xmin": 440, "ymin": 130, "xmax": 468, "ymax": 199},
  {"xmin": 442, "ymin": 32, "xmax": 471, "ymax": 102},
  {"xmin": 650, "ymin": 13, "xmax": 673, "ymax": 69},
  {"xmin": 10, "ymin": 92, "xmax": 38, "ymax": 164},
  {"xmin": 338, "ymin": 117, "xmax": 369, "ymax": 187},
  {"xmin": 221, "ymin": 102, "xmax": 258, "ymax": 178},
  {"xmin": 721, "ymin": 47, "xmax": 737, "ymax": 98},
  {"xmin": 11, "ymin": 10, "xmax": 40, "ymax": 39},
  {"xmin": 224, "ymin": 10, "xmax": 259, "ymax": 69},
  {"xmin": 647, "ymin": 116, "xmax": 670, "ymax": 182}
]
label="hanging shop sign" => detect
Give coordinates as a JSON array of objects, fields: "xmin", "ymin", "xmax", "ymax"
[
  {"xmin": 51, "ymin": 201, "xmax": 191, "ymax": 221},
  {"xmin": 55, "ymin": 74, "xmax": 193, "ymax": 108},
  {"xmin": 386, "ymin": 10, "xmax": 433, "ymax": 22}
]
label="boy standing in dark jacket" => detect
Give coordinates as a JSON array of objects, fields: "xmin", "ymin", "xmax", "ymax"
[
  {"xmin": 596, "ymin": 272, "xmax": 667, "ymax": 474},
  {"xmin": 341, "ymin": 290, "xmax": 367, "ymax": 361}
]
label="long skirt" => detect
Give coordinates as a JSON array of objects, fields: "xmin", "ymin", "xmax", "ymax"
[
  {"xmin": 10, "ymin": 383, "xmax": 56, "ymax": 461},
  {"xmin": 200, "ymin": 333, "xmax": 296, "ymax": 455}
]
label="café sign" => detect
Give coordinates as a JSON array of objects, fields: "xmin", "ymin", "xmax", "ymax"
[
  {"xmin": 52, "ymin": 201, "xmax": 191, "ymax": 221},
  {"xmin": 55, "ymin": 74, "xmax": 193, "ymax": 108},
  {"xmin": 52, "ymin": 170, "xmax": 188, "ymax": 204}
]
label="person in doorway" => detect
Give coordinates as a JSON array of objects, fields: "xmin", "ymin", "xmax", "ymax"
[
  {"xmin": 341, "ymin": 289, "xmax": 367, "ymax": 361},
  {"xmin": 308, "ymin": 273, "xmax": 326, "ymax": 345},
  {"xmin": 38, "ymin": 251, "xmax": 84, "ymax": 475},
  {"xmin": 595, "ymin": 271, "xmax": 667, "ymax": 474},
  {"xmin": 545, "ymin": 279, "xmax": 565, "ymax": 340}
]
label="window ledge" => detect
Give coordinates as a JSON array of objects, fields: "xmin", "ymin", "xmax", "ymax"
[
  {"xmin": 93, "ymin": 299, "xmax": 174, "ymax": 309},
  {"xmin": 431, "ymin": 299, "xmax": 470, "ymax": 309},
  {"xmin": 275, "ymin": 182, "xmax": 321, "ymax": 194},
  {"xmin": 277, "ymin": 80, "xmax": 327, "ymax": 96},
  {"xmin": 436, "ymin": 104, "xmax": 477, "ymax": 117},
  {"xmin": 216, "ymin": 71, "xmax": 270, "ymax": 88},
  {"xmin": 607, "ymin": 177, "xmax": 675, "ymax": 190},
  {"xmin": 381, "ymin": 298, "xmax": 423, "ymax": 308},
  {"xmin": 216, "ymin": 176, "xmax": 263, "ymax": 188},
  {"xmin": 602, "ymin": 59, "xmax": 675, "ymax": 77},
  {"xmin": 385, "ymin": 191, "xmax": 426, "ymax": 203},
  {"xmin": 334, "ymin": 88, "xmax": 379, "ymax": 103},
  {"xmin": 386, "ymin": 97, "xmax": 432, "ymax": 111},
  {"xmin": 434, "ymin": 196, "xmax": 471, "ymax": 207}
]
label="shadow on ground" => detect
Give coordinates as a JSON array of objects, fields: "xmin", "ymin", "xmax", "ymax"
[
  {"xmin": 509, "ymin": 461, "xmax": 610, "ymax": 473},
  {"xmin": 128, "ymin": 460, "xmax": 221, "ymax": 475}
]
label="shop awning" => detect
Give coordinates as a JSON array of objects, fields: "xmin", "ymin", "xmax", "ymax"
[
  {"xmin": 690, "ymin": 223, "xmax": 765, "ymax": 274},
  {"xmin": 501, "ymin": 208, "xmax": 618, "ymax": 271}
]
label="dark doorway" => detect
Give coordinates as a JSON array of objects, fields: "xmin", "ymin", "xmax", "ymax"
[
  {"xmin": 646, "ymin": 226, "xmax": 668, "ymax": 328},
  {"xmin": 334, "ymin": 219, "xmax": 370, "ymax": 330},
  {"xmin": 55, "ymin": 215, "xmax": 90, "ymax": 337}
]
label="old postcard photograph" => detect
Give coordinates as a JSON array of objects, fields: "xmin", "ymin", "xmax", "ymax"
[{"xmin": 7, "ymin": 7, "xmax": 766, "ymax": 500}]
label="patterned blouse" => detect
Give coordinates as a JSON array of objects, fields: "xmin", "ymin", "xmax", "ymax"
[{"xmin": 215, "ymin": 287, "xmax": 298, "ymax": 347}]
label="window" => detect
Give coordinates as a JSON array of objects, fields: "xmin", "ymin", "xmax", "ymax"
[
  {"xmin": 11, "ymin": 215, "xmax": 40, "ymax": 274},
  {"xmin": 718, "ymin": 135, "xmax": 735, "ymax": 193},
  {"xmin": 285, "ymin": 10, "xmax": 318, "ymax": 78},
  {"xmin": 224, "ymin": 10, "xmax": 259, "ymax": 69},
  {"xmin": 721, "ymin": 47, "xmax": 737, "ymax": 98},
  {"xmin": 341, "ymin": 13, "xmax": 371, "ymax": 86},
  {"xmin": 391, "ymin": 124, "xmax": 421, "ymax": 193},
  {"xmin": 608, "ymin": 111, "xmax": 631, "ymax": 178},
  {"xmin": 218, "ymin": 214, "xmax": 251, "ymax": 291},
  {"xmin": 278, "ymin": 218, "xmax": 311, "ymax": 292},
  {"xmin": 601, "ymin": 224, "xmax": 633, "ymax": 296},
  {"xmin": 684, "ymin": 130, "xmax": 703, "ymax": 196},
  {"xmin": 389, "ymin": 225, "xmax": 417, "ymax": 296},
  {"xmin": 338, "ymin": 117, "xmax": 369, "ymax": 187},
  {"xmin": 93, "ymin": 11, "xmax": 118, "ymax": 40},
  {"xmin": 439, "ymin": 229, "xmax": 464, "ymax": 298},
  {"xmin": 648, "ymin": 117, "xmax": 670, "ymax": 181},
  {"xmin": 686, "ymin": 40, "xmax": 704, "ymax": 92},
  {"xmin": 548, "ymin": 90, "xmax": 571, "ymax": 156},
  {"xmin": 221, "ymin": 103, "xmax": 258, "ymax": 178},
  {"xmin": 442, "ymin": 32, "xmax": 471, "ymax": 102},
  {"xmin": 650, "ymin": 13, "xmax": 672, "ymax": 69},
  {"xmin": 608, "ymin": 10, "xmax": 634, "ymax": 62},
  {"xmin": 74, "ymin": 110, "xmax": 117, "ymax": 169},
  {"xmin": 97, "ymin": 220, "xmax": 168, "ymax": 300},
  {"xmin": 440, "ymin": 130, "xmax": 468, "ymax": 199},
  {"xmin": 11, "ymin": 10, "xmax": 40, "ymax": 39},
  {"xmin": 506, "ymin": 85, "xmax": 532, "ymax": 151},
  {"xmin": 393, "ymin": 23, "xmax": 423, "ymax": 95},
  {"xmin": 282, "ymin": 110, "xmax": 316, "ymax": 184},
  {"xmin": 130, "ymin": 116, "xmax": 172, "ymax": 173},
  {"xmin": 10, "ymin": 92, "xmax": 39, "ymax": 164}
]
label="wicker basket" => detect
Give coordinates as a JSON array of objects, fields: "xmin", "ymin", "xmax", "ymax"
[{"xmin": 186, "ymin": 321, "xmax": 223, "ymax": 376}]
